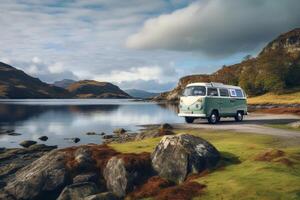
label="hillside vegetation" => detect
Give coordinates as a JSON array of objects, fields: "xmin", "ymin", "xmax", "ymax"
[
  {"xmin": 67, "ymin": 80, "xmax": 131, "ymax": 99},
  {"xmin": 0, "ymin": 62, "xmax": 71, "ymax": 98},
  {"xmin": 156, "ymin": 28, "xmax": 300, "ymax": 101}
]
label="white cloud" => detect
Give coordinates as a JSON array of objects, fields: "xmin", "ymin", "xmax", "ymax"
[
  {"xmin": 91, "ymin": 65, "xmax": 177, "ymax": 83},
  {"xmin": 48, "ymin": 62, "xmax": 64, "ymax": 73},
  {"xmin": 126, "ymin": 0, "xmax": 300, "ymax": 56}
]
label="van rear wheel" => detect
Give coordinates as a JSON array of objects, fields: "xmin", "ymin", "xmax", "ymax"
[
  {"xmin": 235, "ymin": 111, "xmax": 244, "ymax": 122},
  {"xmin": 185, "ymin": 117, "xmax": 195, "ymax": 124},
  {"xmin": 208, "ymin": 111, "xmax": 219, "ymax": 124}
]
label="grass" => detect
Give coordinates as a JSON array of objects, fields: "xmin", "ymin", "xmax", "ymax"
[
  {"xmin": 109, "ymin": 129, "xmax": 300, "ymax": 200},
  {"xmin": 248, "ymin": 91, "xmax": 300, "ymax": 104}
]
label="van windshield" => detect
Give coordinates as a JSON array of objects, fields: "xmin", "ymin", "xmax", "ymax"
[{"xmin": 182, "ymin": 86, "xmax": 206, "ymax": 96}]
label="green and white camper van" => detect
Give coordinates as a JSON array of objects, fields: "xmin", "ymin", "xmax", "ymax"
[{"xmin": 178, "ymin": 82, "xmax": 247, "ymax": 124}]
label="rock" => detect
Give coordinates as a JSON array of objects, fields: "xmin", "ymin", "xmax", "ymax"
[
  {"xmin": 0, "ymin": 181, "xmax": 6, "ymax": 189},
  {"xmin": 57, "ymin": 182, "xmax": 98, "ymax": 200},
  {"xmin": 84, "ymin": 192, "xmax": 119, "ymax": 200},
  {"xmin": 0, "ymin": 144, "xmax": 57, "ymax": 184},
  {"xmin": 0, "ymin": 147, "xmax": 5, "ymax": 152},
  {"xmin": 73, "ymin": 173, "xmax": 98, "ymax": 184},
  {"xmin": 5, "ymin": 130, "xmax": 14, "ymax": 134},
  {"xmin": 4, "ymin": 149, "xmax": 69, "ymax": 200},
  {"xmin": 86, "ymin": 132, "xmax": 97, "ymax": 135},
  {"xmin": 7, "ymin": 132, "xmax": 21, "ymax": 136},
  {"xmin": 151, "ymin": 134, "xmax": 220, "ymax": 183},
  {"xmin": 38, "ymin": 136, "xmax": 48, "ymax": 141},
  {"xmin": 160, "ymin": 123, "xmax": 173, "ymax": 130},
  {"xmin": 64, "ymin": 137, "xmax": 81, "ymax": 143},
  {"xmin": 74, "ymin": 147, "xmax": 95, "ymax": 171},
  {"xmin": 102, "ymin": 135, "xmax": 114, "ymax": 139},
  {"xmin": 0, "ymin": 190, "xmax": 15, "ymax": 200},
  {"xmin": 100, "ymin": 132, "xmax": 106, "ymax": 136},
  {"xmin": 288, "ymin": 121, "xmax": 300, "ymax": 128},
  {"xmin": 28, "ymin": 144, "xmax": 57, "ymax": 152},
  {"xmin": 113, "ymin": 128, "xmax": 126, "ymax": 136},
  {"xmin": 135, "ymin": 126, "xmax": 174, "ymax": 140},
  {"xmin": 19, "ymin": 140, "xmax": 37, "ymax": 148},
  {"xmin": 103, "ymin": 153, "xmax": 152, "ymax": 197},
  {"xmin": 74, "ymin": 137, "xmax": 81, "ymax": 143}
]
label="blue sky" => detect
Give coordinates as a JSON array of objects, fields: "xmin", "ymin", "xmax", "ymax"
[{"xmin": 1, "ymin": 0, "xmax": 300, "ymax": 92}]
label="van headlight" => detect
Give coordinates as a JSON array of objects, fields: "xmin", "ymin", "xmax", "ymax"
[{"xmin": 195, "ymin": 104, "xmax": 203, "ymax": 109}]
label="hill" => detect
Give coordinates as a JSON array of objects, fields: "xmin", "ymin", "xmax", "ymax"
[
  {"xmin": 67, "ymin": 80, "xmax": 131, "ymax": 99},
  {"xmin": 53, "ymin": 79, "xmax": 75, "ymax": 89},
  {"xmin": 0, "ymin": 62, "xmax": 71, "ymax": 98},
  {"xmin": 124, "ymin": 89, "xmax": 159, "ymax": 99},
  {"xmin": 155, "ymin": 28, "xmax": 300, "ymax": 101}
]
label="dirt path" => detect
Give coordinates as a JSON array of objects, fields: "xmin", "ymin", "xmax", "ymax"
[{"xmin": 174, "ymin": 113, "xmax": 300, "ymax": 138}]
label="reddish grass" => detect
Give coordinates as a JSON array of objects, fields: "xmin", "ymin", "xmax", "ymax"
[
  {"xmin": 253, "ymin": 107, "xmax": 300, "ymax": 115},
  {"xmin": 116, "ymin": 152, "xmax": 151, "ymax": 171},
  {"xmin": 127, "ymin": 176, "xmax": 174, "ymax": 199},
  {"xmin": 155, "ymin": 181, "xmax": 206, "ymax": 200},
  {"xmin": 186, "ymin": 170, "xmax": 210, "ymax": 182},
  {"xmin": 274, "ymin": 157, "xmax": 294, "ymax": 167},
  {"xmin": 254, "ymin": 149, "xmax": 285, "ymax": 162}
]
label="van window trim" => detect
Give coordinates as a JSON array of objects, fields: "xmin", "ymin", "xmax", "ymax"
[
  {"xmin": 218, "ymin": 88, "xmax": 230, "ymax": 97},
  {"xmin": 206, "ymin": 87, "xmax": 219, "ymax": 97}
]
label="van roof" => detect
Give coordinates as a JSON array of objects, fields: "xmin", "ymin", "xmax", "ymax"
[{"xmin": 186, "ymin": 82, "xmax": 242, "ymax": 89}]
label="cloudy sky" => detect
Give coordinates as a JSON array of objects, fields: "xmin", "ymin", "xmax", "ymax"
[{"xmin": 1, "ymin": 0, "xmax": 300, "ymax": 92}]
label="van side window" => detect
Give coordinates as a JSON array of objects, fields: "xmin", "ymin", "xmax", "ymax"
[
  {"xmin": 229, "ymin": 89, "xmax": 237, "ymax": 97},
  {"xmin": 207, "ymin": 88, "xmax": 219, "ymax": 96},
  {"xmin": 219, "ymin": 88, "xmax": 229, "ymax": 97},
  {"xmin": 235, "ymin": 89, "xmax": 244, "ymax": 97}
]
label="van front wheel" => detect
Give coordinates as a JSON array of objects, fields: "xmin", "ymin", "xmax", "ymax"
[
  {"xmin": 235, "ymin": 111, "xmax": 244, "ymax": 122},
  {"xmin": 185, "ymin": 117, "xmax": 195, "ymax": 124},
  {"xmin": 208, "ymin": 111, "xmax": 219, "ymax": 124}
]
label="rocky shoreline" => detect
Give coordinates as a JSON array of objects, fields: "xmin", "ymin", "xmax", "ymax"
[{"xmin": 0, "ymin": 124, "xmax": 221, "ymax": 200}]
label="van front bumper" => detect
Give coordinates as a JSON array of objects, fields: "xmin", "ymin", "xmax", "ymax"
[{"xmin": 178, "ymin": 113, "xmax": 206, "ymax": 118}]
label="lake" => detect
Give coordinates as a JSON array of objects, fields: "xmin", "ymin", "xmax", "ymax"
[{"xmin": 0, "ymin": 99, "xmax": 183, "ymax": 148}]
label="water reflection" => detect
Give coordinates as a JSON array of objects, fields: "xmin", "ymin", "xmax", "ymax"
[{"xmin": 0, "ymin": 99, "xmax": 183, "ymax": 148}]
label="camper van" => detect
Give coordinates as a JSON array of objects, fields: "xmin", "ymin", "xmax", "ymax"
[{"xmin": 178, "ymin": 82, "xmax": 247, "ymax": 124}]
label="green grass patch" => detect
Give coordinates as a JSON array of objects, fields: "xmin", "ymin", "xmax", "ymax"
[{"xmin": 109, "ymin": 129, "xmax": 300, "ymax": 200}]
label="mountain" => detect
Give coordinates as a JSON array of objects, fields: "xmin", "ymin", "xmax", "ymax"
[
  {"xmin": 155, "ymin": 28, "xmax": 300, "ymax": 101},
  {"xmin": 0, "ymin": 62, "xmax": 71, "ymax": 98},
  {"xmin": 67, "ymin": 80, "xmax": 131, "ymax": 99},
  {"xmin": 124, "ymin": 89, "xmax": 159, "ymax": 99},
  {"xmin": 53, "ymin": 79, "xmax": 76, "ymax": 89}
]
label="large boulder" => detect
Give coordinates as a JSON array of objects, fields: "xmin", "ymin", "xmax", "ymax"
[
  {"xmin": 151, "ymin": 134, "xmax": 220, "ymax": 183},
  {"xmin": 103, "ymin": 153, "xmax": 152, "ymax": 197},
  {"xmin": 57, "ymin": 182, "xmax": 98, "ymax": 200},
  {"xmin": 4, "ymin": 149, "xmax": 69, "ymax": 200},
  {"xmin": 73, "ymin": 173, "xmax": 98, "ymax": 184},
  {"xmin": 74, "ymin": 147, "xmax": 96, "ymax": 171}
]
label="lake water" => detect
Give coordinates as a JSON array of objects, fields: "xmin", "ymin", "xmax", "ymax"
[{"xmin": 0, "ymin": 99, "xmax": 183, "ymax": 148}]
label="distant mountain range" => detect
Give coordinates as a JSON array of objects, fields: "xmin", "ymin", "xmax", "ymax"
[
  {"xmin": 67, "ymin": 80, "xmax": 131, "ymax": 99},
  {"xmin": 0, "ymin": 63, "xmax": 131, "ymax": 99},
  {"xmin": 53, "ymin": 79, "xmax": 76, "ymax": 89},
  {"xmin": 124, "ymin": 89, "xmax": 159, "ymax": 99},
  {"xmin": 0, "ymin": 62, "xmax": 70, "ymax": 99},
  {"xmin": 155, "ymin": 28, "xmax": 300, "ymax": 101}
]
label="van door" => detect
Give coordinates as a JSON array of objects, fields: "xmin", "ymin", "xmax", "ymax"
[
  {"xmin": 207, "ymin": 87, "xmax": 220, "ymax": 115},
  {"xmin": 219, "ymin": 88, "xmax": 231, "ymax": 116}
]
